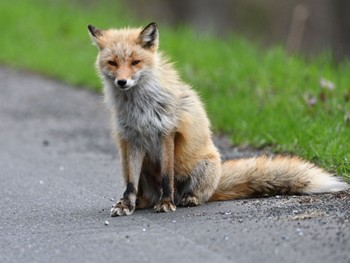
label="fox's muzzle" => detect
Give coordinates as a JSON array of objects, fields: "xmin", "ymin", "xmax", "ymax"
[{"xmin": 114, "ymin": 78, "xmax": 135, "ymax": 91}]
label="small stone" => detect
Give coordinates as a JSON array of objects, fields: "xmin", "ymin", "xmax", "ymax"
[
  {"xmin": 104, "ymin": 220, "xmax": 109, "ymax": 226},
  {"xmin": 296, "ymin": 228, "xmax": 303, "ymax": 236}
]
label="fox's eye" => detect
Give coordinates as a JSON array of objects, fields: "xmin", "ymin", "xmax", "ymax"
[
  {"xmin": 131, "ymin": 60, "xmax": 141, "ymax": 66},
  {"xmin": 108, "ymin": 60, "xmax": 117, "ymax": 67}
]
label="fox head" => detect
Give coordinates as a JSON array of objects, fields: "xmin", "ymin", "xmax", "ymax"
[{"xmin": 88, "ymin": 23, "xmax": 159, "ymax": 91}]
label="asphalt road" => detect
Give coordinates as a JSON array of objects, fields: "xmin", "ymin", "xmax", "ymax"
[{"xmin": 1, "ymin": 67, "xmax": 349, "ymax": 263}]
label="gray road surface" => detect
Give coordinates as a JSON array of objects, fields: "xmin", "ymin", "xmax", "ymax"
[{"xmin": 0, "ymin": 67, "xmax": 349, "ymax": 263}]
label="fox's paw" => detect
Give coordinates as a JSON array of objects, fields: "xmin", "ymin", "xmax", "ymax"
[
  {"xmin": 180, "ymin": 194, "xmax": 199, "ymax": 207},
  {"xmin": 110, "ymin": 198, "xmax": 135, "ymax": 217},
  {"xmin": 154, "ymin": 200, "xmax": 176, "ymax": 213}
]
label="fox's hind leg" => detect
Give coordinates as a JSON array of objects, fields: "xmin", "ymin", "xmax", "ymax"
[
  {"xmin": 135, "ymin": 170, "xmax": 161, "ymax": 210},
  {"xmin": 135, "ymin": 194, "xmax": 153, "ymax": 209},
  {"xmin": 178, "ymin": 155, "xmax": 221, "ymax": 207}
]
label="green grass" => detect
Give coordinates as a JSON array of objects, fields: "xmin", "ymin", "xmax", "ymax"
[{"xmin": 1, "ymin": 0, "xmax": 350, "ymax": 178}]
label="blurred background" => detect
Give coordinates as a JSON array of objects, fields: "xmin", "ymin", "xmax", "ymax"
[{"xmin": 124, "ymin": 0, "xmax": 350, "ymax": 60}]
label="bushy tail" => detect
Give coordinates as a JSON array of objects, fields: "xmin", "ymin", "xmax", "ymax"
[{"xmin": 210, "ymin": 155, "xmax": 349, "ymax": 201}]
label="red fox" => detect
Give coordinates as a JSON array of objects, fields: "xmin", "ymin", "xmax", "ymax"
[{"xmin": 88, "ymin": 22, "xmax": 349, "ymax": 216}]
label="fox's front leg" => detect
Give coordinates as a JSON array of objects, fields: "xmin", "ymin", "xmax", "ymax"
[
  {"xmin": 154, "ymin": 134, "xmax": 176, "ymax": 213},
  {"xmin": 111, "ymin": 139, "xmax": 145, "ymax": 217}
]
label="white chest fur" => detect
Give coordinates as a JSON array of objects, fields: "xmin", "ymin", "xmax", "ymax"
[{"xmin": 106, "ymin": 80, "xmax": 176, "ymax": 159}]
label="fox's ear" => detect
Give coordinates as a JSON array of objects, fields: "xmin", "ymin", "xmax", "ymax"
[
  {"xmin": 138, "ymin": 22, "xmax": 159, "ymax": 51},
  {"xmin": 88, "ymin": 24, "xmax": 104, "ymax": 48}
]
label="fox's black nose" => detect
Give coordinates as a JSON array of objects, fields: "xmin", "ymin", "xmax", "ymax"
[{"xmin": 117, "ymin": 79, "xmax": 127, "ymax": 88}]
